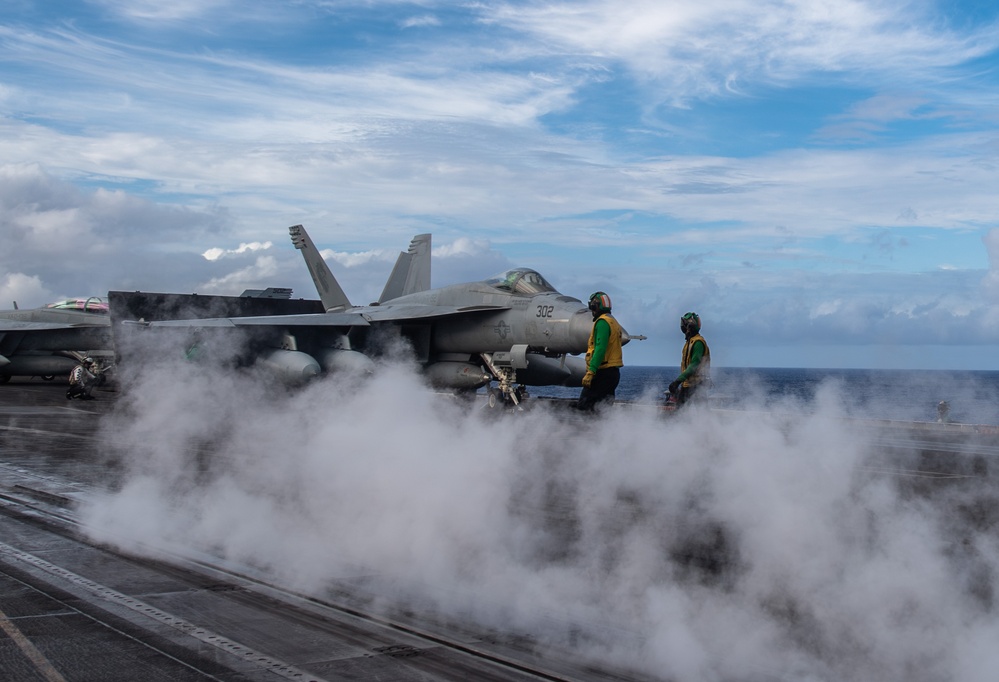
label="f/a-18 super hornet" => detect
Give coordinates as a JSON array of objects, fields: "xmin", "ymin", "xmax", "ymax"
[
  {"xmin": 0, "ymin": 297, "xmax": 113, "ymax": 383},
  {"xmin": 112, "ymin": 224, "xmax": 644, "ymax": 403}
]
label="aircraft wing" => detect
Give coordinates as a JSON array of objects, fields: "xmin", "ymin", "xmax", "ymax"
[
  {"xmin": 137, "ymin": 304, "xmax": 508, "ymax": 328},
  {"xmin": 0, "ymin": 320, "xmax": 104, "ymax": 331},
  {"xmin": 140, "ymin": 312, "xmax": 369, "ymax": 328},
  {"xmin": 361, "ymin": 304, "xmax": 507, "ymax": 322}
]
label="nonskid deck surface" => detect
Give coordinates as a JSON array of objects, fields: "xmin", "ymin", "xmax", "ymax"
[{"xmin": 1, "ymin": 379, "xmax": 995, "ymax": 682}]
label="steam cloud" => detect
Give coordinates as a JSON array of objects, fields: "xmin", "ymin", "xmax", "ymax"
[{"xmin": 81, "ymin": 356, "xmax": 999, "ymax": 681}]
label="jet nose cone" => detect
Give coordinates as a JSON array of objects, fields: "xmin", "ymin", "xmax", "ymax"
[{"xmin": 569, "ymin": 310, "xmax": 593, "ymax": 354}]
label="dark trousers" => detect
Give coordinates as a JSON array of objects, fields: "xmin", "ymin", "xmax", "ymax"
[
  {"xmin": 67, "ymin": 384, "xmax": 94, "ymax": 399},
  {"xmin": 675, "ymin": 382, "xmax": 705, "ymax": 407},
  {"xmin": 576, "ymin": 366, "xmax": 621, "ymax": 411}
]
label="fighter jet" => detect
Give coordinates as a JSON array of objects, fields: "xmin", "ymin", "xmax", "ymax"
[
  {"xmin": 115, "ymin": 225, "xmax": 643, "ymax": 403},
  {"xmin": 0, "ymin": 297, "xmax": 113, "ymax": 383}
]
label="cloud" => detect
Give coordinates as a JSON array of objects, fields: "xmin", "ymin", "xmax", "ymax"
[
  {"xmin": 433, "ymin": 236, "xmax": 492, "ymax": 258},
  {"xmin": 0, "ymin": 163, "xmax": 233, "ymax": 306},
  {"xmin": 88, "ymin": 0, "xmax": 237, "ymax": 22},
  {"xmin": 982, "ymin": 229, "xmax": 999, "ymax": 295},
  {"xmin": 320, "ymin": 247, "xmax": 394, "ymax": 269},
  {"xmin": 432, "ymin": 237, "xmax": 512, "ymax": 284},
  {"xmin": 979, "ymin": 229, "xmax": 999, "ymax": 333},
  {"xmin": 400, "ymin": 14, "xmax": 441, "ymax": 29},
  {"xmin": 202, "ymin": 241, "xmax": 273, "ymax": 262},
  {"xmin": 2, "ymin": 2, "xmax": 997, "ymax": 367},
  {"xmin": 483, "ymin": 0, "xmax": 999, "ymax": 105},
  {"xmin": 0, "ymin": 273, "xmax": 51, "ymax": 309},
  {"xmin": 2, "ymin": 9, "xmax": 996, "ymax": 247},
  {"xmin": 194, "ymin": 255, "xmax": 281, "ymax": 295}
]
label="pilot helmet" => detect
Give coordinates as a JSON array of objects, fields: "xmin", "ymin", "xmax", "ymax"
[
  {"xmin": 680, "ymin": 312, "xmax": 700, "ymax": 334},
  {"xmin": 588, "ymin": 291, "xmax": 612, "ymax": 315},
  {"xmin": 82, "ymin": 356, "xmax": 94, "ymax": 366}
]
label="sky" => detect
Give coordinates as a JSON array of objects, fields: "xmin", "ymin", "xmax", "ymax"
[{"xmin": 2, "ymin": 0, "xmax": 999, "ymax": 369}]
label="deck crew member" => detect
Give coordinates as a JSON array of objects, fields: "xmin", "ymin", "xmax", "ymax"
[
  {"xmin": 577, "ymin": 291, "xmax": 624, "ymax": 411},
  {"xmin": 668, "ymin": 312, "xmax": 710, "ymax": 407},
  {"xmin": 66, "ymin": 357, "xmax": 99, "ymax": 400}
]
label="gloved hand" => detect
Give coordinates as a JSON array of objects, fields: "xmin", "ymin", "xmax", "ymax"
[
  {"xmin": 668, "ymin": 379, "xmax": 681, "ymax": 395},
  {"xmin": 582, "ymin": 370, "xmax": 595, "ymax": 388}
]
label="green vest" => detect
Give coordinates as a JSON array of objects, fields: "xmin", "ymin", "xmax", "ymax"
[{"xmin": 681, "ymin": 333, "xmax": 710, "ymax": 387}]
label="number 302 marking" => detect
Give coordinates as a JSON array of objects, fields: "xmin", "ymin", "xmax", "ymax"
[{"xmin": 536, "ymin": 305, "xmax": 554, "ymax": 318}]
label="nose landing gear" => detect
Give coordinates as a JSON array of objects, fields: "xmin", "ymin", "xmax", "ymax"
[{"xmin": 480, "ymin": 346, "xmax": 529, "ymax": 410}]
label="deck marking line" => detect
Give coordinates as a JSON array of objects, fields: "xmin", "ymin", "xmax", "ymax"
[
  {"xmin": 0, "ymin": 603, "xmax": 69, "ymax": 682},
  {"xmin": 0, "ymin": 541, "xmax": 328, "ymax": 682}
]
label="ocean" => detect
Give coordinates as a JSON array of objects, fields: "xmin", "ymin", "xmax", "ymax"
[{"xmin": 529, "ymin": 366, "xmax": 999, "ymax": 425}]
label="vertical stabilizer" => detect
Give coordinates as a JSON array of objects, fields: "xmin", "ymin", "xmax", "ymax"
[
  {"xmin": 288, "ymin": 225, "xmax": 352, "ymax": 311},
  {"xmin": 378, "ymin": 234, "xmax": 432, "ymax": 303}
]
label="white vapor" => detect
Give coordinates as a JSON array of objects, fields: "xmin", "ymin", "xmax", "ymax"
[{"xmin": 80, "ymin": 353, "xmax": 999, "ymax": 680}]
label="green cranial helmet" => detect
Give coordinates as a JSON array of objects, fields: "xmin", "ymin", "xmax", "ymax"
[
  {"xmin": 588, "ymin": 291, "xmax": 612, "ymax": 314},
  {"xmin": 681, "ymin": 312, "xmax": 700, "ymax": 334}
]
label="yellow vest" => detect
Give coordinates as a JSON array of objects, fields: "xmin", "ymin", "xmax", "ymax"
[
  {"xmin": 681, "ymin": 333, "xmax": 710, "ymax": 387},
  {"xmin": 586, "ymin": 314, "xmax": 624, "ymax": 370}
]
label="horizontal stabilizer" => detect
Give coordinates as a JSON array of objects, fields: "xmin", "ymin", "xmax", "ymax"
[
  {"xmin": 239, "ymin": 287, "xmax": 293, "ymax": 299},
  {"xmin": 108, "ymin": 290, "xmax": 325, "ymax": 334}
]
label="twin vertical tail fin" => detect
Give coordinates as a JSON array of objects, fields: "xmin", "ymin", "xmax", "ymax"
[
  {"xmin": 288, "ymin": 224, "xmax": 352, "ymax": 312},
  {"xmin": 378, "ymin": 234, "xmax": 431, "ymax": 303}
]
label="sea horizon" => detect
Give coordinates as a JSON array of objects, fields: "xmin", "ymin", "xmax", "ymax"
[{"xmin": 532, "ymin": 365, "xmax": 999, "ymax": 425}]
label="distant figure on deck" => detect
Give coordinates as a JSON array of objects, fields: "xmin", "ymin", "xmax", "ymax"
[
  {"xmin": 668, "ymin": 312, "xmax": 710, "ymax": 407},
  {"xmin": 576, "ymin": 291, "xmax": 624, "ymax": 411},
  {"xmin": 66, "ymin": 357, "xmax": 100, "ymax": 400},
  {"xmin": 937, "ymin": 400, "xmax": 951, "ymax": 423}
]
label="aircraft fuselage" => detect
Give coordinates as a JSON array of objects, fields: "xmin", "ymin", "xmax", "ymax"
[{"xmin": 389, "ymin": 284, "xmax": 592, "ymax": 355}]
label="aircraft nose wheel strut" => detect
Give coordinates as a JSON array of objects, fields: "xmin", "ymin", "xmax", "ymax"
[{"xmin": 480, "ymin": 348, "xmax": 529, "ymax": 410}]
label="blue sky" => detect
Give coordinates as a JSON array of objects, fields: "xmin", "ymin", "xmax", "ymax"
[{"xmin": 2, "ymin": 0, "xmax": 999, "ymax": 369}]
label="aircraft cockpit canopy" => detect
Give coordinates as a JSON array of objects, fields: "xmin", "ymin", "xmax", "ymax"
[
  {"xmin": 45, "ymin": 297, "xmax": 109, "ymax": 314},
  {"xmin": 485, "ymin": 268, "xmax": 558, "ymax": 295}
]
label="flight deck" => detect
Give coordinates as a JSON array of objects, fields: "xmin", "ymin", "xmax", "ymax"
[
  {"xmin": 0, "ymin": 379, "xmax": 603, "ymax": 682},
  {"xmin": 1, "ymin": 378, "xmax": 996, "ymax": 681}
]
